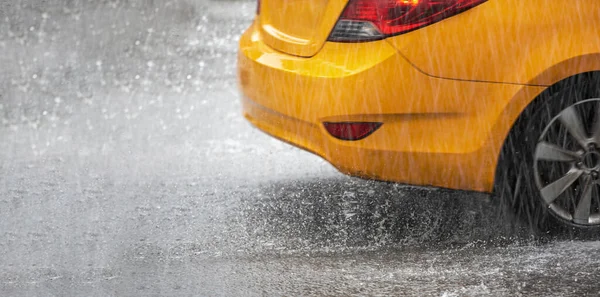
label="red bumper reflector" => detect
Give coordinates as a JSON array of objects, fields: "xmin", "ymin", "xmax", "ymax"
[{"xmin": 323, "ymin": 122, "xmax": 383, "ymax": 141}]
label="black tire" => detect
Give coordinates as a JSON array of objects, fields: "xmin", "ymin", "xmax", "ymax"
[{"xmin": 495, "ymin": 74, "xmax": 600, "ymax": 239}]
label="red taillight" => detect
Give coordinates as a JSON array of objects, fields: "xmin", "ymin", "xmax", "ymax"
[
  {"xmin": 324, "ymin": 122, "xmax": 383, "ymax": 141},
  {"xmin": 257, "ymin": 0, "xmax": 261, "ymax": 15},
  {"xmin": 329, "ymin": 0, "xmax": 487, "ymax": 42}
]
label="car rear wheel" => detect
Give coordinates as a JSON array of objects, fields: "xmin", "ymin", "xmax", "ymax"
[{"xmin": 495, "ymin": 75, "xmax": 600, "ymax": 238}]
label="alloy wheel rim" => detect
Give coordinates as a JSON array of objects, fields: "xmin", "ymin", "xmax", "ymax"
[{"xmin": 534, "ymin": 98, "xmax": 600, "ymax": 226}]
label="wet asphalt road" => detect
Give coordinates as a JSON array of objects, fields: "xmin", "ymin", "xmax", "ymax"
[{"xmin": 1, "ymin": 0, "xmax": 600, "ymax": 296}]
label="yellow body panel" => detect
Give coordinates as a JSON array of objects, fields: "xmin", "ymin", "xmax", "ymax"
[
  {"xmin": 387, "ymin": 0, "xmax": 600, "ymax": 85},
  {"xmin": 238, "ymin": 1, "xmax": 600, "ymax": 192},
  {"xmin": 258, "ymin": 0, "xmax": 347, "ymax": 57}
]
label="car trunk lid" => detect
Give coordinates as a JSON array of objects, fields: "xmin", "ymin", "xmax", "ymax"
[{"xmin": 258, "ymin": 0, "xmax": 348, "ymax": 57}]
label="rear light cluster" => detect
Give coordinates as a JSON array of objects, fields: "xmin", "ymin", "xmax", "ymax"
[
  {"xmin": 324, "ymin": 122, "xmax": 382, "ymax": 141},
  {"xmin": 329, "ymin": 0, "xmax": 487, "ymax": 42}
]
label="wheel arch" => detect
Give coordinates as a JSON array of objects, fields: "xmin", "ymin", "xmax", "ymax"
[{"xmin": 491, "ymin": 70, "xmax": 600, "ymax": 191}]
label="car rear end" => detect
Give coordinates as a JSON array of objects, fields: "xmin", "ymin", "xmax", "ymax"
[{"xmin": 237, "ymin": 0, "xmax": 537, "ymax": 192}]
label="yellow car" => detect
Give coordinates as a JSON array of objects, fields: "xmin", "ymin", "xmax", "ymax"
[{"xmin": 237, "ymin": 0, "xmax": 600, "ymax": 235}]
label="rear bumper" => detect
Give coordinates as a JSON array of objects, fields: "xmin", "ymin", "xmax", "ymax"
[
  {"xmin": 242, "ymin": 95, "xmax": 493, "ymax": 192},
  {"xmin": 242, "ymin": 95, "xmax": 485, "ymax": 191},
  {"xmin": 238, "ymin": 21, "xmax": 545, "ymax": 192}
]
